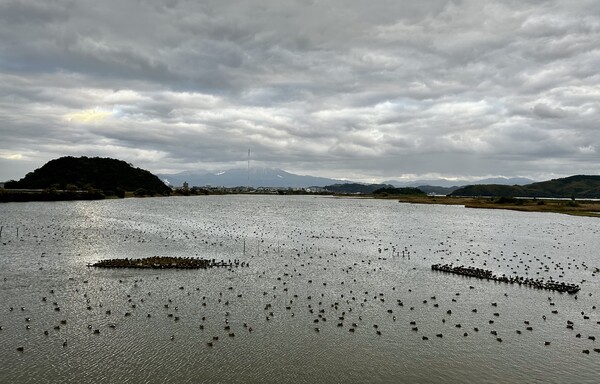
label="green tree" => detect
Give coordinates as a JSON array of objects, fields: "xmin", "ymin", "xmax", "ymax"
[
  {"xmin": 134, "ymin": 188, "xmax": 147, "ymax": 197},
  {"xmin": 115, "ymin": 187, "xmax": 125, "ymax": 198}
]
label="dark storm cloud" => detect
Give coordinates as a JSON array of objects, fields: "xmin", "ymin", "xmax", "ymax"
[{"xmin": 1, "ymin": 0, "xmax": 599, "ymax": 182}]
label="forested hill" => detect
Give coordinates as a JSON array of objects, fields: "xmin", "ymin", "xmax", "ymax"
[
  {"xmin": 323, "ymin": 183, "xmax": 425, "ymax": 195},
  {"xmin": 450, "ymin": 175, "xmax": 600, "ymax": 198},
  {"xmin": 324, "ymin": 183, "xmax": 393, "ymax": 194},
  {"xmin": 4, "ymin": 156, "xmax": 171, "ymax": 195}
]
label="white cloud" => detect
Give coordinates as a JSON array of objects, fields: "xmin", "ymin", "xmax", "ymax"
[{"xmin": 1, "ymin": 0, "xmax": 599, "ymax": 182}]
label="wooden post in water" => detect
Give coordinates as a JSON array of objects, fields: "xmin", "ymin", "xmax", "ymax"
[
  {"xmin": 243, "ymin": 238, "xmax": 246, "ymax": 255},
  {"xmin": 16, "ymin": 227, "xmax": 19, "ymax": 239},
  {"xmin": 0, "ymin": 225, "xmax": 3, "ymax": 237}
]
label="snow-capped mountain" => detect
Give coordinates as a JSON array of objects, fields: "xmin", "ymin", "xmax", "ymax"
[
  {"xmin": 158, "ymin": 168, "xmax": 535, "ymax": 190},
  {"xmin": 157, "ymin": 168, "xmax": 344, "ymax": 188}
]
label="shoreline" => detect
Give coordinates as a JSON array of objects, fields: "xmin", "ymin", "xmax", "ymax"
[
  {"xmin": 393, "ymin": 195, "xmax": 600, "ymax": 217},
  {"xmin": 3, "ymin": 188, "xmax": 600, "ymax": 217}
]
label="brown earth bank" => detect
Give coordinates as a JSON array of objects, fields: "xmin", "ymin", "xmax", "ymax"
[{"xmin": 390, "ymin": 195, "xmax": 600, "ymax": 217}]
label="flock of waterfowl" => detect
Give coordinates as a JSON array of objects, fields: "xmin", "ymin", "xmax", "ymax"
[
  {"xmin": 1, "ymin": 197, "xmax": 599, "ymax": 382},
  {"xmin": 90, "ymin": 256, "xmax": 248, "ymax": 269},
  {"xmin": 431, "ymin": 264, "xmax": 581, "ymax": 294}
]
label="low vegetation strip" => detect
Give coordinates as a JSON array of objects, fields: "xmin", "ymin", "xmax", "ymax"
[
  {"xmin": 396, "ymin": 195, "xmax": 600, "ymax": 217},
  {"xmin": 90, "ymin": 256, "xmax": 248, "ymax": 269},
  {"xmin": 0, "ymin": 189, "xmax": 105, "ymax": 202}
]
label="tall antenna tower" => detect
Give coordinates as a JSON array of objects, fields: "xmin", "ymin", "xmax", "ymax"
[{"xmin": 247, "ymin": 149, "xmax": 250, "ymax": 187}]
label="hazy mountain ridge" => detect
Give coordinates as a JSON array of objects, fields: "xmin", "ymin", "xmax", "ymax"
[
  {"xmin": 157, "ymin": 168, "xmax": 346, "ymax": 188},
  {"xmin": 384, "ymin": 177, "xmax": 534, "ymax": 188},
  {"xmin": 4, "ymin": 159, "xmax": 598, "ymax": 199},
  {"xmin": 159, "ymin": 168, "xmax": 536, "ymax": 189},
  {"xmin": 323, "ymin": 183, "xmax": 393, "ymax": 194}
]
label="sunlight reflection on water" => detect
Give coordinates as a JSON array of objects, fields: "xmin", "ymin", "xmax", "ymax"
[{"xmin": 1, "ymin": 196, "xmax": 599, "ymax": 383}]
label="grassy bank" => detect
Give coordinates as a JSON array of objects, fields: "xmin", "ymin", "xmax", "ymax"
[{"xmin": 393, "ymin": 195, "xmax": 600, "ymax": 217}]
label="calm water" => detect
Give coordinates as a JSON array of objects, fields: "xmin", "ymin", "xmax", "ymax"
[{"xmin": 1, "ymin": 195, "xmax": 599, "ymax": 383}]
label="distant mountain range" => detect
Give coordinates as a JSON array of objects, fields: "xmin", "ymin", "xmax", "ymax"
[
  {"xmin": 384, "ymin": 177, "xmax": 534, "ymax": 188},
  {"xmin": 158, "ymin": 168, "xmax": 534, "ymax": 190},
  {"xmin": 157, "ymin": 168, "xmax": 345, "ymax": 188},
  {"xmin": 324, "ymin": 183, "xmax": 425, "ymax": 195},
  {"xmin": 5, "ymin": 159, "xmax": 599, "ymax": 199}
]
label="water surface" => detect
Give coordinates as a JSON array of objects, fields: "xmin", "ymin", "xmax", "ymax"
[{"xmin": 1, "ymin": 196, "xmax": 599, "ymax": 383}]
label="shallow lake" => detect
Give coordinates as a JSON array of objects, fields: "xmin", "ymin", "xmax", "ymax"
[{"xmin": 1, "ymin": 195, "xmax": 599, "ymax": 383}]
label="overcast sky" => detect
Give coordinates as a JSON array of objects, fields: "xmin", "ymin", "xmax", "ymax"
[{"xmin": 1, "ymin": 0, "xmax": 599, "ymax": 183}]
